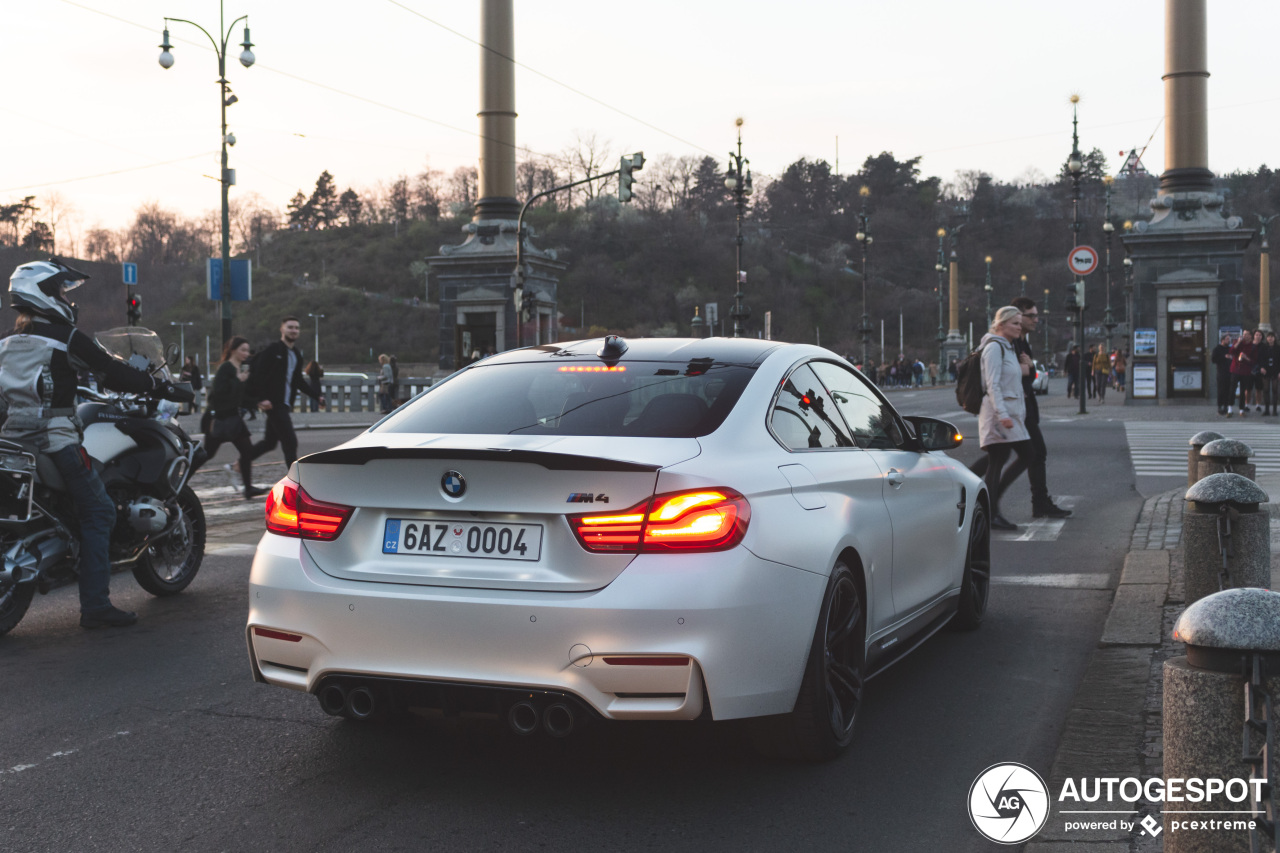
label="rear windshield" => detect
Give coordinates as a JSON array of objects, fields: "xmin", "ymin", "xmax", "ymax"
[{"xmin": 375, "ymin": 360, "xmax": 755, "ymax": 438}]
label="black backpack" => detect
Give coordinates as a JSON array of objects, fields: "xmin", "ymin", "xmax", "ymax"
[{"xmin": 955, "ymin": 341, "xmax": 997, "ymax": 415}]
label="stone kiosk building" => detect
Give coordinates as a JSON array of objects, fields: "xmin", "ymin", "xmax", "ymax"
[{"xmin": 430, "ymin": 220, "xmax": 564, "ymax": 371}]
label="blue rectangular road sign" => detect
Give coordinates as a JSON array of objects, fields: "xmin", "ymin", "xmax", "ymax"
[
  {"xmin": 122, "ymin": 263, "xmax": 137, "ymax": 285},
  {"xmin": 206, "ymin": 259, "xmax": 252, "ymax": 301}
]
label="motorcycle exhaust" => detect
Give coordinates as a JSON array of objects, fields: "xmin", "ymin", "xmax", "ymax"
[
  {"xmin": 344, "ymin": 686, "xmax": 377, "ymax": 721},
  {"xmin": 317, "ymin": 684, "xmax": 347, "ymax": 716},
  {"xmin": 542, "ymin": 702, "xmax": 576, "ymax": 738},
  {"xmin": 507, "ymin": 700, "xmax": 540, "ymax": 736}
]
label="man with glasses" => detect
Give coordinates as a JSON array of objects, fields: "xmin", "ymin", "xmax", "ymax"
[{"xmin": 970, "ymin": 296, "xmax": 1071, "ymax": 519}]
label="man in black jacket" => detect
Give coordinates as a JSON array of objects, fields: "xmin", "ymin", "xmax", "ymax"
[
  {"xmin": 246, "ymin": 316, "xmax": 324, "ymax": 468},
  {"xmin": 1211, "ymin": 332, "xmax": 1233, "ymax": 416},
  {"xmin": 969, "ymin": 297, "xmax": 1071, "ymax": 519},
  {"xmin": 1260, "ymin": 331, "xmax": 1280, "ymax": 416}
]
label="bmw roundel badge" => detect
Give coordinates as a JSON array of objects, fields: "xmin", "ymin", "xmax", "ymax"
[{"xmin": 441, "ymin": 470, "xmax": 466, "ymax": 498}]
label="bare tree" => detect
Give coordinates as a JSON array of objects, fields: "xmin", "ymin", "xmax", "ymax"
[
  {"xmin": 561, "ymin": 132, "xmax": 615, "ymax": 205},
  {"xmin": 83, "ymin": 227, "xmax": 124, "ymax": 263},
  {"xmin": 516, "ymin": 156, "xmax": 562, "ymax": 207},
  {"xmin": 445, "ymin": 166, "xmax": 478, "ymax": 216},
  {"xmin": 40, "ymin": 191, "xmax": 77, "ymax": 256}
]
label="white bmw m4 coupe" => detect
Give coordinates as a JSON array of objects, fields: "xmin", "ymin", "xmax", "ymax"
[{"xmin": 247, "ymin": 336, "xmax": 989, "ymax": 759}]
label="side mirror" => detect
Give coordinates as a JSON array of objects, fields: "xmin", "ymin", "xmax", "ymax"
[
  {"xmin": 904, "ymin": 416, "xmax": 963, "ymax": 451},
  {"xmin": 165, "ymin": 343, "xmax": 181, "ymax": 368}
]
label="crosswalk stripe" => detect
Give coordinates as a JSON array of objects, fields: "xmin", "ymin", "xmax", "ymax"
[
  {"xmin": 991, "ymin": 496, "xmax": 1079, "ymax": 542},
  {"xmin": 1124, "ymin": 422, "xmax": 1280, "ymax": 477}
]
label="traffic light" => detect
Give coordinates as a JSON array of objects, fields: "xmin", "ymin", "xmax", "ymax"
[
  {"xmin": 127, "ymin": 293, "xmax": 142, "ymax": 325},
  {"xmin": 1074, "ymin": 280, "xmax": 1086, "ymax": 311},
  {"xmin": 617, "ymin": 151, "xmax": 645, "ymax": 203}
]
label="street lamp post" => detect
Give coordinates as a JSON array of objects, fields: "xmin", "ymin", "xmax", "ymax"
[
  {"xmin": 855, "ymin": 187, "xmax": 873, "ymax": 366},
  {"xmin": 158, "ymin": 2, "xmax": 255, "ymax": 346},
  {"xmin": 935, "ymin": 227, "xmax": 947, "ymax": 372},
  {"xmin": 307, "ymin": 313, "xmax": 325, "ymax": 362},
  {"xmin": 168, "ymin": 321, "xmax": 195, "ymax": 366},
  {"xmin": 983, "ymin": 255, "xmax": 994, "ymax": 328},
  {"xmin": 1259, "ymin": 214, "xmax": 1279, "ymax": 333},
  {"xmin": 1067, "ymin": 95, "xmax": 1087, "ymax": 415},
  {"xmin": 724, "ymin": 118, "xmax": 752, "ymax": 337},
  {"xmin": 1043, "ymin": 288, "xmax": 1051, "ymax": 356},
  {"xmin": 1102, "ymin": 176, "xmax": 1117, "ymax": 352}
]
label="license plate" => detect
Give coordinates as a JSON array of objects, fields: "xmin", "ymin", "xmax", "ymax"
[{"xmin": 382, "ymin": 519, "xmax": 543, "ymax": 561}]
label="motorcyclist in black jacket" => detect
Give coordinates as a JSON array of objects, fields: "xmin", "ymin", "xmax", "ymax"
[{"xmin": 0, "ymin": 259, "xmax": 178, "ymax": 628}]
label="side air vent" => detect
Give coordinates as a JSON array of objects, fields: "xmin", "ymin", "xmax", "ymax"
[{"xmin": 956, "ymin": 486, "xmax": 967, "ymax": 528}]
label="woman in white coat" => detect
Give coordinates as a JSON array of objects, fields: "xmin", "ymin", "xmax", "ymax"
[{"xmin": 977, "ymin": 306, "xmax": 1034, "ymax": 531}]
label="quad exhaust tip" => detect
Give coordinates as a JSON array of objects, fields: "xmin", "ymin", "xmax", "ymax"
[
  {"xmin": 507, "ymin": 700, "xmax": 540, "ymax": 736},
  {"xmin": 542, "ymin": 702, "xmax": 576, "ymax": 738},
  {"xmin": 345, "ymin": 686, "xmax": 376, "ymax": 720},
  {"xmin": 318, "ymin": 684, "xmax": 347, "ymax": 716}
]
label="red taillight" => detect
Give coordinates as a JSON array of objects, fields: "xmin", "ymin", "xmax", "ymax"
[
  {"xmin": 265, "ymin": 478, "xmax": 353, "ymax": 541},
  {"xmin": 570, "ymin": 488, "xmax": 750, "ymax": 554}
]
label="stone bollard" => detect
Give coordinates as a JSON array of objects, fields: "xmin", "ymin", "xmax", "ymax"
[
  {"xmin": 1182, "ymin": 474, "xmax": 1270, "ymax": 607},
  {"xmin": 1188, "ymin": 430, "xmax": 1225, "ymax": 487},
  {"xmin": 1198, "ymin": 438, "xmax": 1257, "ymax": 483},
  {"xmin": 1164, "ymin": 588, "xmax": 1280, "ymax": 851}
]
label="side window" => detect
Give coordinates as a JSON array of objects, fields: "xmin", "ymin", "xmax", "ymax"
[
  {"xmin": 809, "ymin": 361, "xmax": 902, "ymax": 450},
  {"xmin": 769, "ymin": 364, "xmax": 854, "ymax": 450}
]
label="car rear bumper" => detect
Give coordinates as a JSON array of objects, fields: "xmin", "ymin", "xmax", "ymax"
[{"xmin": 247, "ymin": 533, "xmax": 825, "ymax": 721}]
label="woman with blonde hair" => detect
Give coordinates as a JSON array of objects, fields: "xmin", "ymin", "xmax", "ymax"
[{"xmin": 975, "ymin": 306, "xmax": 1033, "ymax": 531}]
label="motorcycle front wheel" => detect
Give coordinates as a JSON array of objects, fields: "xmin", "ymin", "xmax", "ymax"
[
  {"xmin": 132, "ymin": 485, "xmax": 206, "ymax": 596},
  {"xmin": 0, "ymin": 577, "xmax": 35, "ymax": 636}
]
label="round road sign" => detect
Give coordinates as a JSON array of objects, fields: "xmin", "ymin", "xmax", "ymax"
[{"xmin": 1068, "ymin": 245, "xmax": 1099, "ymax": 276}]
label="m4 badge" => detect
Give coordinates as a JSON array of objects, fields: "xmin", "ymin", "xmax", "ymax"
[{"xmin": 566, "ymin": 493, "xmax": 609, "ymax": 504}]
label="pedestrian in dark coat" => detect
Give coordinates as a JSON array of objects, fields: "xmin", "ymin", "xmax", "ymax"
[
  {"xmin": 1260, "ymin": 332, "xmax": 1280, "ymax": 416},
  {"xmin": 1230, "ymin": 330, "xmax": 1257, "ymax": 416},
  {"xmin": 1212, "ymin": 333, "xmax": 1233, "ymax": 415},
  {"xmin": 244, "ymin": 316, "xmax": 324, "ymax": 468}
]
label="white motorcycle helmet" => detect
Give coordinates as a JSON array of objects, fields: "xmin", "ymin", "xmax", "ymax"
[{"xmin": 8, "ymin": 258, "xmax": 87, "ymax": 325}]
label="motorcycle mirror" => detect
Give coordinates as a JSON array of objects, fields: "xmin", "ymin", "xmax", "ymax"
[{"xmin": 164, "ymin": 343, "xmax": 181, "ymax": 369}]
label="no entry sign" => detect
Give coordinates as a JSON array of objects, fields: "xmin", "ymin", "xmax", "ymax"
[{"xmin": 1068, "ymin": 245, "xmax": 1099, "ymax": 276}]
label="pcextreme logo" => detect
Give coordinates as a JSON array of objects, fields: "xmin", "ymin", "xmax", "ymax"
[{"xmin": 968, "ymin": 763, "xmax": 1050, "ymax": 844}]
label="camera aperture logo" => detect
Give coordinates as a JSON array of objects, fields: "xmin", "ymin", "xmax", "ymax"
[{"xmin": 968, "ymin": 763, "xmax": 1050, "ymax": 844}]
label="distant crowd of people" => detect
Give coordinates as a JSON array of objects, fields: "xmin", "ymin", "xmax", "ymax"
[
  {"xmin": 851, "ymin": 356, "xmax": 940, "ymax": 389},
  {"xmin": 1212, "ymin": 328, "xmax": 1280, "ymax": 417},
  {"xmin": 1063, "ymin": 344, "xmax": 1128, "ymax": 402}
]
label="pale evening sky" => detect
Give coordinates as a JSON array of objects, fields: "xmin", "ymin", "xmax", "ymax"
[{"xmin": 2, "ymin": 0, "xmax": 1277, "ymax": 247}]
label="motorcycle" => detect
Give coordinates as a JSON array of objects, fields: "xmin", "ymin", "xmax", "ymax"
[{"xmin": 0, "ymin": 327, "xmax": 205, "ymax": 635}]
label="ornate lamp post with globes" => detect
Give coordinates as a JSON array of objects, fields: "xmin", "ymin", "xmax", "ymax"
[
  {"xmin": 984, "ymin": 255, "xmax": 994, "ymax": 328},
  {"xmin": 724, "ymin": 118, "xmax": 753, "ymax": 337},
  {"xmin": 157, "ymin": 2, "xmax": 254, "ymax": 345},
  {"xmin": 1066, "ymin": 94, "xmax": 1087, "ymax": 415},
  {"xmin": 935, "ymin": 228, "xmax": 947, "ymax": 372},
  {"xmin": 855, "ymin": 187, "xmax": 873, "ymax": 366},
  {"xmin": 1102, "ymin": 176, "xmax": 1117, "ymax": 352}
]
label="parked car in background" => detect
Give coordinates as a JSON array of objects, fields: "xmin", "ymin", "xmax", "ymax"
[
  {"xmin": 1032, "ymin": 362, "xmax": 1049, "ymax": 395},
  {"xmin": 247, "ymin": 336, "xmax": 990, "ymax": 760}
]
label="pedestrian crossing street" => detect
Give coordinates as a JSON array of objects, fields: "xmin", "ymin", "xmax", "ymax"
[{"xmin": 1124, "ymin": 421, "xmax": 1280, "ymax": 477}]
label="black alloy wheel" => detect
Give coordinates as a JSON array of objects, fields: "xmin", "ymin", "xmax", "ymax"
[
  {"xmin": 952, "ymin": 501, "xmax": 991, "ymax": 630},
  {"xmin": 0, "ymin": 578, "xmax": 36, "ymax": 636},
  {"xmin": 751, "ymin": 561, "xmax": 865, "ymax": 761}
]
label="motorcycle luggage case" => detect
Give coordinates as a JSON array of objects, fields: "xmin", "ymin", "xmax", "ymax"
[{"xmin": 0, "ymin": 439, "xmax": 36, "ymax": 524}]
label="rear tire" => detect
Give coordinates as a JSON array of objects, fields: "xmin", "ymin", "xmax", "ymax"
[
  {"xmin": 0, "ymin": 581, "xmax": 35, "ymax": 636},
  {"xmin": 751, "ymin": 561, "xmax": 865, "ymax": 761},
  {"xmin": 952, "ymin": 501, "xmax": 991, "ymax": 630},
  {"xmin": 132, "ymin": 485, "xmax": 205, "ymax": 596}
]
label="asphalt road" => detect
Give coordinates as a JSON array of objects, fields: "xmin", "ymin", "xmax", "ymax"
[{"xmin": 0, "ymin": 386, "xmax": 1141, "ymax": 852}]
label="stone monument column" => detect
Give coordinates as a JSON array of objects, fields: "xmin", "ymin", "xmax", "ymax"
[
  {"xmin": 428, "ymin": 0, "xmax": 564, "ymax": 370},
  {"xmin": 1120, "ymin": 0, "xmax": 1252, "ymax": 405},
  {"xmin": 476, "ymin": 0, "xmax": 518, "ymax": 220}
]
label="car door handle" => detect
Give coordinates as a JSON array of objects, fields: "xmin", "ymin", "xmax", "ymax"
[{"xmin": 886, "ymin": 468, "xmax": 905, "ymax": 487}]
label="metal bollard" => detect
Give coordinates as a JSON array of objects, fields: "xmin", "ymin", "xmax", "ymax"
[
  {"xmin": 1198, "ymin": 438, "xmax": 1257, "ymax": 483},
  {"xmin": 1164, "ymin": 588, "xmax": 1280, "ymax": 851},
  {"xmin": 1183, "ymin": 474, "xmax": 1270, "ymax": 607},
  {"xmin": 1189, "ymin": 430, "xmax": 1226, "ymax": 487}
]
